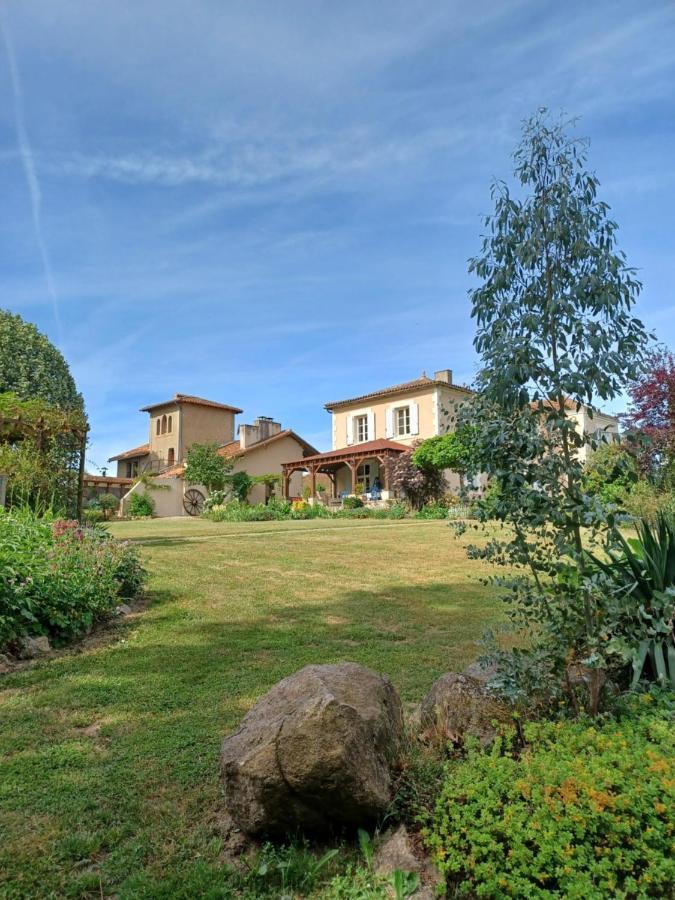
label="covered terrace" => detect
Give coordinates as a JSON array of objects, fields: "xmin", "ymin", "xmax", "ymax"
[{"xmin": 281, "ymin": 439, "xmax": 408, "ymax": 500}]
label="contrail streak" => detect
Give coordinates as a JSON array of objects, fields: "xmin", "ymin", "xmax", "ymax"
[{"xmin": 0, "ymin": 12, "xmax": 63, "ymax": 341}]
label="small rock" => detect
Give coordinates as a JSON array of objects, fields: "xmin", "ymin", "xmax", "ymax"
[
  {"xmin": 0, "ymin": 653, "xmax": 13, "ymax": 674},
  {"xmin": 421, "ymin": 672, "xmax": 510, "ymax": 748},
  {"xmin": 16, "ymin": 635, "xmax": 51, "ymax": 659},
  {"xmin": 374, "ymin": 825, "xmax": 420, "ymax": 875},
  {"xmin": 220, "ymin": 662, "xmax": 404, "ymax": 835},
  {"xmin": 462, "ymin": 659, "xmax": 499, "ymax": 685},
  {"xmin": 374, "ymin": 825, "xmax": 443, "ymax": 897},
  {"xmin": 215, "ymin": 811, "xmax": 251, "ymax": 870},
  {"xmin": 116, "ymin": 604, "xmax": 132, "ymax": 616}
]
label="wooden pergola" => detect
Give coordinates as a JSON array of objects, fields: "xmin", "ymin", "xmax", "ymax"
[{"xmin": 281, "ymin": 439, "xmax": 408, "ymax": 499}]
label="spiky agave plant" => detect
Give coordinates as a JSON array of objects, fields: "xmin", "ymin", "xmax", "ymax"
[{"xmin": 588, "ymin": 512, "xmax": 675, "ymax": 688}]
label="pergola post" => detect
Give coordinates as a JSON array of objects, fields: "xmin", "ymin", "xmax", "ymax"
[
  {"xmin": 378, "ymin": 456, "xmax": 388, "ymax": 491},
  {"xmin": 282, "ymin": 470, "xmax": 291, "ymax": 499},
  {"xmin": 76, "ymin": 428, "xmax": 88, "ymax": 522},
  {"xmin": 349, "ymin": 461, "xmax": 358, "ymax": 495},
  {"xmin": 310, "ymin": 465, "xmax": 317, "ymax": 498}
]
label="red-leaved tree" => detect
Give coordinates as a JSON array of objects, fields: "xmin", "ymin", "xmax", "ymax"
[
  {"xmin": 622, "ymin": 348, "xmax": 675, "ymax": 483},
  {"xmin": 389, "ymin": 447, "xmax": 446, "ymax": 509}
]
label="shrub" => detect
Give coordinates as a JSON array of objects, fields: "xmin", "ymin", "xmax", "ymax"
[
  {"xmin": 83, "ymin": 505, "xmax": 105, "ymax": 525},
  {"xmin": 414, "ymin": 502, "xmax": 448, "ymax": 520},
  {"xmin": 342, "ymin": 496, "xmax": 364, "ymax": 509},
  {"xmin": 390, "ymin": 447, "xmax": 446, "ymax": 510},
  {"xmin": 97, "ymin": 493, "xmax": 120, "ymax": 518},
  {"xmin": 583, "ymin": 442, "xmax": 639, "ymax": 507},
  {"xmin": 202, "ymin": 498, "xmax": 409, "ymax": 522},
  {"xmin": 426, "ymin": 695, "xmax": 675, "ymax": 898},
  {"xmin": 622, "ymin": 481, "xmax": 675, "ymax": 522},
  {"xmin": 333, "ymin": 507, "xmax": 372, "ymax": 519},
  {"xmin": 128, "ymin": 492, "xmax": 154, "ymax": 518},
  {"xmin": 384, "ymin": 502, "xmax": 407, "ymax": 519},
  {"xmin": 203, "ymin": 499, "xmax": 294, "ymax": 522},
  {"xmin": 0, "ymin": 509, "xmax": 145, "ymax": 648}
]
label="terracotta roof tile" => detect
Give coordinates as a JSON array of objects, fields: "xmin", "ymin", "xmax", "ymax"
[
  {"xmin": 325, "ymin": 376, "xmax": 473, "ymax": 410},
  {"xmin": 158, "ymin": 465, "xmax": 184, "ymax": 478},
  {"xmin": 293, "ymin": 439, "xmax": 409, "ymax": 465},
  {"xmin": 108, "ymin": 443, "xmax": 150, "ymax": 462},
  {"xmin": 157, "ymin": 430, "xmax": 318, "ymax": 478},
  {"xmin": 530, "ymin": 398, "xmax": 619, "ymax": 419},
  {"xmin": 217, "ymin": 429, "xmax": 318, "ymax": 459},
  {"xmin": 140, "ymin": 394, "xmax": 243, "ymax": 414},
  {"xmin": 83, "ymin": 474, "xmax": 135, "ymax": 485}
]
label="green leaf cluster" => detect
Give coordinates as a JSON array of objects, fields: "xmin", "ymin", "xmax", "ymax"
[
  {"xmin": 0, "ymin": 309, "xmax": 84, "ymax": 414},
  {"xmin": 411, "ymin": 429, "xmax": 477, "ymax": 475},
  {"xmin": 183, "ymin": 442, "xmax": 232, "ymax": 492},
  {"xmin": 463, "ymin": 110, "xmax": 653, "ymax": 710},
  {"xmin": 0, "ymin": 507, "xmax": 145, "ymax": 648},
  {"xmin": 0, "ymin": 308, "xmax": 87, "ymax": 515},
  {"xmin": 127, "ymin": 492, "xmax": 155, "ymax": 518},
  {"xmin": 426, "ymin": 695, "xmax": 675, "ymax": 898}
]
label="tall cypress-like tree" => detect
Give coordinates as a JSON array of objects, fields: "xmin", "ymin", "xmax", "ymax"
[{"xmin": 464, "ymin": 111, "xmax": 651, "ymax": 712}]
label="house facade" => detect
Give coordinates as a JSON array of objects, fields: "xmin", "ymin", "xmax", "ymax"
[
  {"xmin": 109, "ymin": 396, "xmax": 317, "ymax": 516},
  {"xmin": 281, "ymin": 369, "xmax": 476, "ymax": 500},
  {"xmin": 567, "ymin": 404, "xmax": 620, "ymax": 462},
  {"xmin": 280, "ymin": 369, "xmax": 621, "ymax": 502},
  {"xmin": 325, "ymin": 369, "xmax": 473, "ymax": 494}
]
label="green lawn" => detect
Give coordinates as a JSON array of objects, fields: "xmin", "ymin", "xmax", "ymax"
[{"xmin": 0, "ymin": 517, "xmax": 501, "ymax": 899}]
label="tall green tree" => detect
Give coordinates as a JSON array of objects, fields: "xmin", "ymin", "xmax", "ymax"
[
  {"xmin": 0, "ymin": 311, "xmax": 87, "ymax": 514},
  {"xmin": 463, "ymin": 111, "xmax": 651, "ymax": 713},
  {"xmin": 0, "ymin": 309, "xmax": 84, "ymax": 412},
  {"xmin": 183, "ymin": 443, "xmax": 231, "ymax": 493}
]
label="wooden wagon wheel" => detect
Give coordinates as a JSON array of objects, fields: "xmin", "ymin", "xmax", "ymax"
[{"xmin": 183, "ymin": 488, "xmax": 205, "ymax": 516}]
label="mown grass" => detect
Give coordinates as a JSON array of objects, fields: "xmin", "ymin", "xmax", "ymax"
[{"xmin": 0, "ymin": 517, "xmax": 501, "ymax": 898}]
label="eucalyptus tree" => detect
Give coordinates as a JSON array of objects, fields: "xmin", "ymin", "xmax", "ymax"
[{"xmin": 463, "ymin": 111, "xmax": 651, "ymax": 712}]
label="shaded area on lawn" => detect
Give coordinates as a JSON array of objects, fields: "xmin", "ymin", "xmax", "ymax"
[{"xmin": 0, "ymin": 519, "xmax": 501, "ymax": 898}]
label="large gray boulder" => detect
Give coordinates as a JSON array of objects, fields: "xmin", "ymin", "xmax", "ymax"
[
  {"xmin": 420, "ymin": 672, "xmax": 510, "ymax": 748},
  {"xmin": 220, "ymin": 662, "xmax": 404, "ymax": 835}
]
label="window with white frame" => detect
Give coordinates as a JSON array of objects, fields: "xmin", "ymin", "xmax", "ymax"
[
  {"xmin": 395, "ymin": 405, "xmax": 411, "ymax": 436},
  {"xmin": 357, "ymin": 463, "xmax": 372, "ymax": 490},
  {"xmin": 355, "ymin": 414, "xmax": 368, "ymax": 442}
]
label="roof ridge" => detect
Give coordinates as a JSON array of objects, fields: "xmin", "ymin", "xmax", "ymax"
[{"xmin": 325, "ymin": 376, "xmax": 473, "ymax": 410}]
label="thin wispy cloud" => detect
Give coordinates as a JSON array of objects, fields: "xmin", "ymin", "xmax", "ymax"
[
  {"xmin": 0, "ymin": 11, "xmax": 62, "ymax": 343},
  {"xmin": 0, "ymin": 0, "xmax": 673, "ymax": 467},
  {"xmin": 48, "ymin": 125, "xmax": 470, "ymax": 191}
]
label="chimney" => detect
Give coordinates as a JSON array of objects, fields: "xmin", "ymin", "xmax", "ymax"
[
  {"xmin": 254, "ymin": 416, "xmax": 281, "ymax": 441},
  {"xmin": 239, "ymin": 416, "xmax": 282, "ymax": 448},
  {"xmin": 238, "ymin": 423, "xmax": 256, "ymax": 449},
  {"xmin": 434, "ymin": 369, "xmax": 453, "ymax": 384}
]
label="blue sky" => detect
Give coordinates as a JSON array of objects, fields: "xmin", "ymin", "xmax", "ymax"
[{"xmin": 1, "ymin": 1, "xmax": 674, "ymax": 469}]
